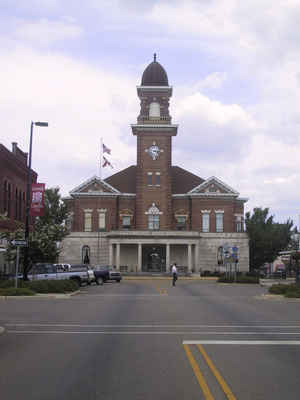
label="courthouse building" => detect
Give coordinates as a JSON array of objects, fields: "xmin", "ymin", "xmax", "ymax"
[{"xmin": 60, "ymin": 57, "xmax": 249, "ymax": 273}]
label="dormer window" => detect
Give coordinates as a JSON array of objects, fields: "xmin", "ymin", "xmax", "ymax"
[{"xmin": 149, "ymin": 102, "xmax": 160, "ymax": 118}]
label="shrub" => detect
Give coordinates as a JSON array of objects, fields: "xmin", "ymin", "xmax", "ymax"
[
  {"xmin": 268, "ymin": 284, "xmax": 290, "ymax": 295},
  {"xmin": 269, "ymin": 283, "xmax": 300, "ymax": 298},
  {"xmin": 0, "ymin": 287, "xmax": 35, "ymax": 296},
  {"xmin": 285, "ymin": 289, "xmax": 300, "ymax": 298},
  {"xmin": 26, "ymin": 279, "xmax": 79, "ymax": 293},
  {"xmin": 218, "ymin": 275, "xmax": 259, "ymax": 284},
  {"xmin": 0, "ymin": 279, "xmax": 79, "ymax": 293},
  {"xmin": 0, "ymin": 279, "xmax": 15, "ymax": 289}
]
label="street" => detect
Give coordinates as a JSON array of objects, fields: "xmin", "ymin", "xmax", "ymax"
[{"xmin": 1, "ymin": 279, "xmax": 300, "ymax": 399}]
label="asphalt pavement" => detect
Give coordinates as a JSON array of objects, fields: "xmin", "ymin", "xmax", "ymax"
[{"xmin": 1, "ymin": 279, "xmax": 300, "ymax": 399}]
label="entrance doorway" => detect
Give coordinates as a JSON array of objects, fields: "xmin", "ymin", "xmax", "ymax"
[{"xmin": 142, "ymin": 245, "xmax": 166, "ymax": 272}]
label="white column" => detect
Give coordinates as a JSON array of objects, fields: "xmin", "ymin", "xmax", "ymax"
[
  {"xmin": 166, "ymin": 243, "xmax": 170, "ymax": 272},
  {"xmin": 195, "ymin": 243, "xmax": 199, "ymax": 272},
  {"xmin": 116, "ymin": 243, "xmax": 120, "ymax": 271},
  {"xmin": 138, "ymin": 243, "xmax": 142, "ymax": 272},
  {"xmin": 188, "ymin": 244, "xmax": 192, "ymax": 272},
  {"xmin": 109, "ymin": 244, "xmax": 113, "ymax": 266}
]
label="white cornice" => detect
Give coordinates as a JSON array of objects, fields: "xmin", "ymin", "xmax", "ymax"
[
  {"xmin": 131, "ymin": 124, "xmax": 178, "ymax": 129},
  {"xmin": 136, "ymin": 86, "xmax": 172, "ymax": 90},
  {"xmin": 173, "ymin": 193, "xmax": 238, "ymax": 198},
  {"xmin": 172, "ymin": 193, "xmax": 248, "ymax": 203},
  {"xmin": 70, "ymin": 192, "xmax": 136, "ymax": 198}
]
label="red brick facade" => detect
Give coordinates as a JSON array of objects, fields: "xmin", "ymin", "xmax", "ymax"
[{"xmin": 0, "ymin": 143, "xmax": 37, "ymax": 232}]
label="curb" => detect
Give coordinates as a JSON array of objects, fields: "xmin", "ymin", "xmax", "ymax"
[{"xmin": 0, "ymin": 290, "xmax": 80, "ymax": 300}]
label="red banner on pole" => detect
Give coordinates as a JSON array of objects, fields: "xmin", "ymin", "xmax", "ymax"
[{"xmin": 30, "ymin": 183, "xmax": 45, "ymax": 217}]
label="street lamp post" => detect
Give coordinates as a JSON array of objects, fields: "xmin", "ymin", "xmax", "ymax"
[{"xmin": 23, "ymin": 121, "xmax": 48, "ymax": 279}]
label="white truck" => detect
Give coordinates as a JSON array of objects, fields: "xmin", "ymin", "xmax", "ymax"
[{"xmin": 28, "ymin": 263, "xmax": 94, "ymax": 286}]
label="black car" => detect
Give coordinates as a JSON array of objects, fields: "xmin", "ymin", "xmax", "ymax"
[{"xmin": 93, "ymin": 265, "xmax": 122, "ymax": 285}]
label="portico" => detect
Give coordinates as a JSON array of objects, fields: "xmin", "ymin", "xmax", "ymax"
[{"xmin": 107, "ymin": 231, "xmax": 200, "ymax": 273}]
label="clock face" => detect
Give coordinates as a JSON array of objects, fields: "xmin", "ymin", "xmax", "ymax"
[
  {"xmin": 149, "ymin": 145, "xmax": 159, "ymax": 159},
  {"xmin": 145, "ymin": 142, "xmax": 163, "ymax": 160}
]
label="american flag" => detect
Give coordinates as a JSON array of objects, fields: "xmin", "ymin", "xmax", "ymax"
[
  {"xmin": 103, "ymin": 143, "xmax": 111, "ymax": 154},
  {"xmin": 103, "ymin": 156, "xmax": 113, "ymax": 168}
]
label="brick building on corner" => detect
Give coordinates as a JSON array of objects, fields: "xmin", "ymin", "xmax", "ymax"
[
  {"xmin": 60, "ymin": 57, "xmax": 249, "ymax": 273},
  {"xmin": 0, "ymin": 142, "xmax": 37, "ymax": 273}
]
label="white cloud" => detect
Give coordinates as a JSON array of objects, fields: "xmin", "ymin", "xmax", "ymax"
[
  {"xmin": 14, "ymin": 17, "xmax": 84, "ymax": 45},
  {"xmin": 0, "ymin": 46, "xmax": 138, "ymax": 196},
  {"xmin": 194, "ymin": 72, "xmax": 227, "ymax": 90}
]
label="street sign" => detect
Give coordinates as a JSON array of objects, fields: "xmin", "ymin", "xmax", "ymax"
[{"xmin": 10, "ymin": 239, "xmax": 27, "ymax": 247}]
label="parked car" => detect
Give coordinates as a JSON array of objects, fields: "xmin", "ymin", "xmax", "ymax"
[
  {"xmin": 93, "ymin": 265, "xmax": 122, "ymax": 285},
  {"xmin": 27, "ymin": 263, "xmax": 93, "ymax": 286}
]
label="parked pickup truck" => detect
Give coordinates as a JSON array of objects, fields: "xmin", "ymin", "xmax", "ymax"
[
  {"xmin": 93, "ymin": 265, "xmax": 122, "ymax": 285},
  {"xmin": 28, "ymin": 263, "xmax": 94, "ymax": 286}
]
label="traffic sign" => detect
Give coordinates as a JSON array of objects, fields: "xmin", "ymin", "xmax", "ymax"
[{"xmin": 10, "ymin": 239, "xmax": 27, "ymax": 247}]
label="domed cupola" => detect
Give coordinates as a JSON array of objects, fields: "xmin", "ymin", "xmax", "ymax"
[{"xmin": 141, "ymin": 54, "xmax": 169, "ymax": 86}]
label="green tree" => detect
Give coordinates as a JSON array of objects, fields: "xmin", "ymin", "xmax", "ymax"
[
  {"xmin": 24, "ymin": 187, "xmax": 69, "ymax": 278},
  {"xmin": 1, "ymin": 187, "xmax": 69, "ymax": 279},
  {"xmin": 245, "ymin": 207, "xmax": 293, "ymax": 271}
]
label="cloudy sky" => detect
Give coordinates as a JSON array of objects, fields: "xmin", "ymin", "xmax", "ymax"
[{"xmin": 1, "ymin": 0, "xmax": 300, "ymax": 226}]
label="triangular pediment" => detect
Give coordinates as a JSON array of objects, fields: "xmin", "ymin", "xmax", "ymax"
[
  {"xmin": 70, "ymin": 176, "xmax": 120, "ymax": 195},
  {"xmin": 188, "ymin": 176, "xmax": 239, "ymax": 196}
]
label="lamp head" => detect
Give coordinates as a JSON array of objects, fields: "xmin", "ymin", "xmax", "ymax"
[{"xmin": 35, "ymin": 122, "xmax": 48, "ymax": 127}]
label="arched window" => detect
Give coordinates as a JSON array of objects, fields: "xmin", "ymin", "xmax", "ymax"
[
  {"xmin": 145, "ymin": 203, "xmax": 162, "ymax": 230},
  {"xmin": 82, "ymin": 245, "xmax": 90, "ymax": 264},
  {"xmin": 149, "ymin": 102, "xmax": 160, "ymax": 118}
]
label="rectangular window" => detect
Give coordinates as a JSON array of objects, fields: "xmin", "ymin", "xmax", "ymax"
[
  {"xmin": 99, "ymin": 213, "xmax": 106, "ymax": 231},
  {"xmin": 7, "ymin": 183, "xmax": 11, "ymax": 218},
  {"xmin": 147, "ymin": 172, "xmax": 153, "ymax": 185},
  {"xmin": 122, "ymin": 216, "xmax": 131, "ymax": 229},
  {"xmin": 202, "ymin": 213, "xmax": 210, "ymax": 232},
  {"xmin": 236, "ymin": 216, "xmax": 243, "ymax": 232},
  {"xmin": 148, "ymin": 214, "xmax": 159, "ymax": 230},
  {"xmin": 216, "ymin": 213, "xmax": 224, "ymax": 232},
  {"xmin": 155, "ymin": 173, "xmax": 160, "ymax": 186},
  {"xmin": 84, "ymin": 212, "xmax": 92, "ymax": 232},
  {"xmin": 176, "ymin": 216, "xmax": 187, "ymax": 230}
]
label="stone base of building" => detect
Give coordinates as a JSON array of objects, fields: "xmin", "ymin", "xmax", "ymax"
[{"xmin": 59, "ymin": 231, "xmax": 249, "ymax": 273}]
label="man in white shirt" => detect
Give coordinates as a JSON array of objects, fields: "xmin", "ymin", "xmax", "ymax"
[{"xmin": 171, "ymin": 263, "xmax": 177, "ymax": 286}]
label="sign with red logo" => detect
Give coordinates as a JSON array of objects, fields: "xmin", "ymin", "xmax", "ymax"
[{"xmin": 30, "ymin": 183, "xmax": 45, "ymax": 217}]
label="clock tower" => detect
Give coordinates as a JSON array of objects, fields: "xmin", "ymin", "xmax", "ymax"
[{"xmin": 131, "ymin": 55, "xmax": 178, "ymax": 230}]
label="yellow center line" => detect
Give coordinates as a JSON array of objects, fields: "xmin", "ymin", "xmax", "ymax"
[
  {"xmin": 183, "ymin": 344, "xmax": 214, "ymax": 400},
  {"xmin": 196, "ymin": 344, "xmax": 237, "ymax": 400}
]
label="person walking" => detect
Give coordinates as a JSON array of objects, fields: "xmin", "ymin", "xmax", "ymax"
[{"xmin": 171, "ymin": 263, "xmax": 178, "ymax": 286}]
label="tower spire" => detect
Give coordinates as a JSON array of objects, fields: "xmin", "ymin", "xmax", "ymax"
[{"xmin": 154, "ymin": 53, "xmax": 157, "ymax": 62}]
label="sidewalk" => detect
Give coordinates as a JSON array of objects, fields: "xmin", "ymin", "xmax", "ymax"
[{"xmin": 259, "ymin": 278, "xmax": 295, "ymax": 287}]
